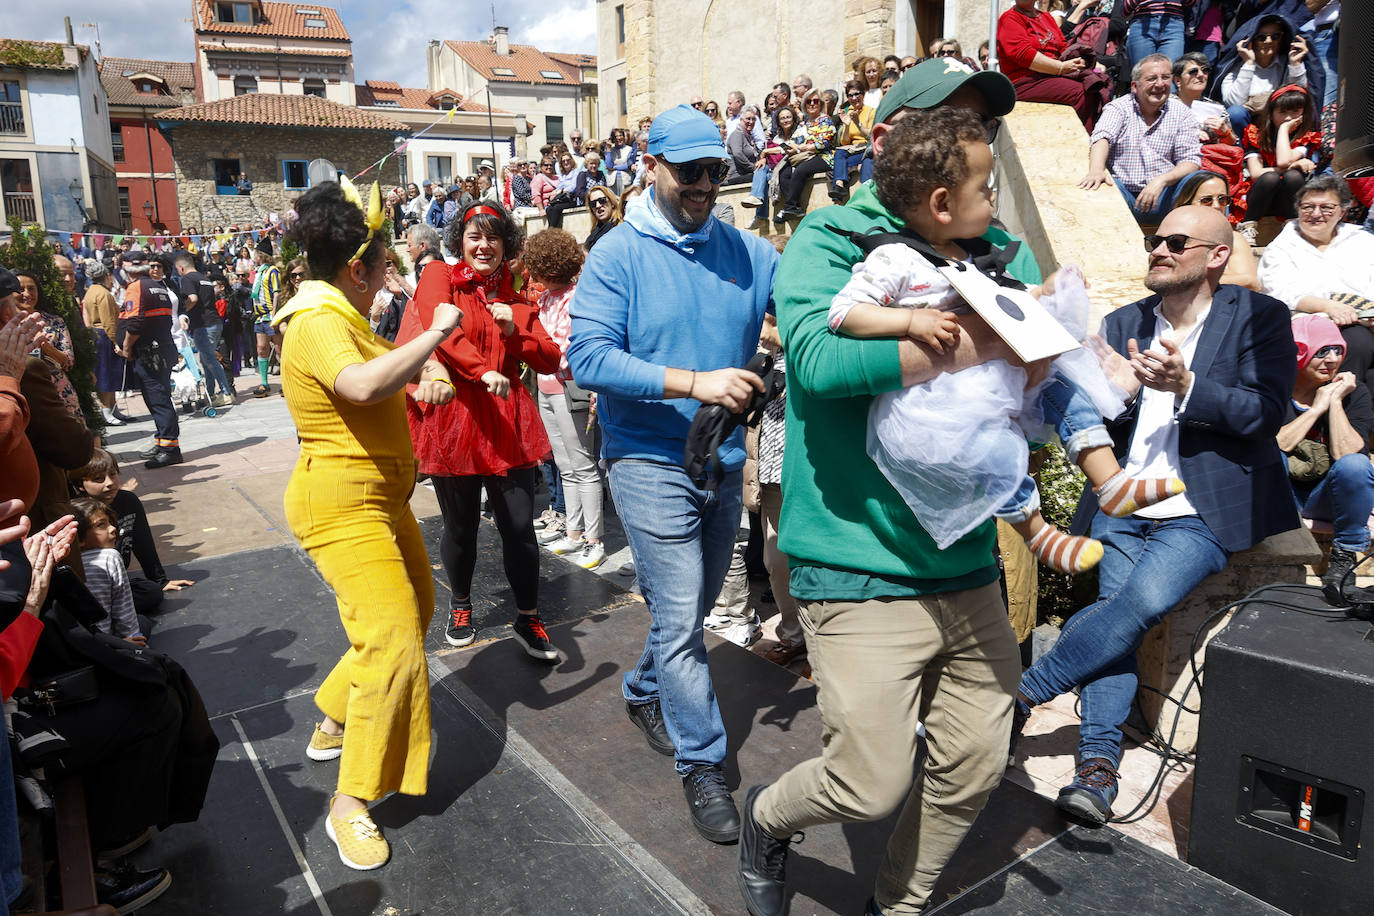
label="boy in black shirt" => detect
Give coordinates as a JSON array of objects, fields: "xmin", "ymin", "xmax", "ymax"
[{"xmin": 174, "ymin": 253, "xmax": 234, "ymax": 406}]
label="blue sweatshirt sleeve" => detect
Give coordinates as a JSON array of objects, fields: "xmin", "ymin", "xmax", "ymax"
[{"xmin": 567, "ymin": 242, "xmax": 668, "ymax": 399}]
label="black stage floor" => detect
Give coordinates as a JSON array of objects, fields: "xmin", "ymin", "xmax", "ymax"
[{"xmin": 136, "ymin": 522, "xmax": 1284, "ymax": 915}]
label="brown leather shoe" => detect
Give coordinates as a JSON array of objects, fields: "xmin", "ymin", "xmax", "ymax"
[{"xmin": 762, "ymin": 642, "xmax": 806, "ymax": 667}]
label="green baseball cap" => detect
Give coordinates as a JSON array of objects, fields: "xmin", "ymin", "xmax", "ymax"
[{"xmin": 873, "ymin": 58, "xmax": 1017, "ymax": 126}]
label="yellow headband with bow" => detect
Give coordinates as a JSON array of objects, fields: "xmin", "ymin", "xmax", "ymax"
[{"xmin": 339, "ymin": 175, "xmax": 384, "ymax": 262}]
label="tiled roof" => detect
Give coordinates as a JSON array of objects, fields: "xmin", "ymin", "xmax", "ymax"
[
  {"xmin": 353, "ymin": 83, "xmax": 511, "ymax": 115},
  {"xmin": 203, "ymin": 45, "xmax": 352, "ymax": 58},
  {"xmin": 99, "ymin": 57, "xmax": 197, "ymax": 107},
  {"xmin": 545, "ymin": 51, "xmax": 598, "ymax": 81},
  {"xmin": 195, "ymin": 0, "xmax": 350, "ymax": 41},
  {"xmin": 155, "ymin": 93, "xmax": 404, "ymax": 131},
  {"xmin": 445, "ymin": 40, "xmax": 593, "ymax": 86},
  {"xmin": 0, "ymin": 38, "xmax": 83, "ymax": 71}
]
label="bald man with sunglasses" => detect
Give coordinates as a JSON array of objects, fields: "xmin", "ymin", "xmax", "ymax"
[{"xmin": 1011, "ymin": 205, "xmax": 1299, "ymax": 826}]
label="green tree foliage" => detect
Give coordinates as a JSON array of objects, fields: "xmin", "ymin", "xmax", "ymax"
[
  {"xmin": 1035, "ymin": 443, "xmax": 1099, "ymax": 625},
  {"xmin": 1, "ymin": 218, "xmax": 101, "ymax": 430}
]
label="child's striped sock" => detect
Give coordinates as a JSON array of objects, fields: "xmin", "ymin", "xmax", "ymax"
[
  {"xmin": 1094, "ymin": 470, "xmax": 1186, "ymax": 518},
  {"xmin": 1028, "ymin": 524, "xmax": 1103, "ymax": 574}
]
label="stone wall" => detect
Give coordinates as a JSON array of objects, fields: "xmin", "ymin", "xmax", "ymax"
[{"xmin": 164, "ymin": 124, "xmax": 398, "ymax": 230}]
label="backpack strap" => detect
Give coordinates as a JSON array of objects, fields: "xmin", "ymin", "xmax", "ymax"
[{"xmin": 830, "ymin": 226, "xmax": 1028, "ymax": 291}]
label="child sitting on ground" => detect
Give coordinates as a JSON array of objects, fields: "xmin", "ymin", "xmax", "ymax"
[
  {"xmin": 70, "ymin": 497, "xmax": 146, "ymax": 645},
  {"xmin": 827, "ymin": 107, "xmax": 1184, "ymax": 573},
  {"xmin": 69, "ymin": 448, "xmax": 194, "ymax": 613}
]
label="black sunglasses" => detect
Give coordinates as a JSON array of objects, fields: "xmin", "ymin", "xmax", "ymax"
[
  {"xmin": 1183, "ymin": 66, "xmax": 1211, "ymax": 77},
  {"xmin": 662, "ymin": 158, "xmax": 729, "ymax": 185},
  {"xmin": 705, "ymin": 107, "xmax": 719, "ymax": 114},
  {"xmin": 290, "ymin": 272, "xmax": 306, "ymax": 279},
  {"xmin": 588, "ymin": 197, "xmax": 609, "ymax": 206},
  {"xmin": 1143, "ymin": 233, "xmax": 1223, "ymax": 254},
  {"xmin": 1311, "ymin": 345, "xmax": 1345, "ymax": 360}
]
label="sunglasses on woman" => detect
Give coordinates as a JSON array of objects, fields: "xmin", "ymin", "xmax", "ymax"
[
  {"xmin": 588, "ymin": 197, "xmax": 609, "ymax": 207},
  {"xmin": 1311, "ymin": 345, "xmax": 1345, "ymax": 360},
  {"xmin": 1196, "ymin": 193, "xmax": 1231, "ymax": 206},
  {"xmin": 290, "ymin": 272, "xmax": 306, "ymax": 280},
  {"xmin": 705, "ymin": 107, "xmax": 719, "ymax": 116},
  {"xmin": 1143, "ymin": 233, "xmax": 1223, "ymax": 254},
  {"xmin": 662, "ymin": 158, "xmax": 730, "ymax": 185},
  {"xmin": 1183, "ymin": 66, "xmax": 1211, "ymax": 78}
]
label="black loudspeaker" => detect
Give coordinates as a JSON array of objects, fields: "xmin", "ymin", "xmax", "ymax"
[
  {"xmin": 1189, "ymin": 594, "xmax": 1374, "ymax": 915},
  {"xmin": 1334, "ymin": 3, "xmax": 1373, "ymax": 176}
]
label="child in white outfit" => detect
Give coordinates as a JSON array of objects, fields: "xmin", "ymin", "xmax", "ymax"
[{"xmin": 827, "ymin": 108, "xmax": 1183, "ymax": 573}]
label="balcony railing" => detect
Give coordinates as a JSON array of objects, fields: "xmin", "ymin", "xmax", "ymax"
[
  {"xmin": 0, "ymin": 101, "xmax": 24, "ymax": 135},
  {"xmin": 3, "ymin": 191, "xmax": 36, "ymax": 223}
]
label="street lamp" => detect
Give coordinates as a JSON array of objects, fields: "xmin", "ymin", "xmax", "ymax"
[
  {"xmin": 142, "ymin": 200, "xmax": 153, "ymax": 232},
  {"xmin": 69, "ymin": 179, "xmax": 86, "ymax": 231}
]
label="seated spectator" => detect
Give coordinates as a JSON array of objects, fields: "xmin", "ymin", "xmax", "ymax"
[
  {"xmin": 630, "ymin": 131, "xmax": 651, "ymax": 189},
  {"xmin": 14, "ymin": 271, "xmax": 81, "ymax": 420},
  {"xmin": 1173, "ymin": 173, "xmax": 1261, "ymax": 289},
  {"xmin": 999, "ymin": 0, "xmax": 1112, "ymax": 130},
  {"xmin": 1173, "ymin": 52, "xmax": 1231, "ymax": 142},
  {"xmin": 532, "ymin": 158, "xmax": 560, "ymax": 210},
  {"xmin": 1235, "ymin": 84, "xmax": 1324, "ymax": 226},
  {"xmin": 69, "ymin": 497, "xmax": 143, "ymax": 644},
  {"xmin": 545, "ymin": 151, "xmax": 586, "ymax": 229},
  {"xmin": 725, "ymin": 109, "xmax": 763, "ymax": 185},
  {"xmin": 1218, "ymin": 13, "xmax": 1310, "ymax": 137},
  {"xmin": 773, "ymin": 90, "xmax": 836, "ymax": 224},
  {"xmin": 1080, "ymin": 54, "xmax": 1208, "ymax": 224},
  {"xmin": 69, "ymin": 448, "xmax": 194, "ymax": 613},
  {"xmin": 583, "ymin": 186, "xmax": 622, "ymax": 251},
  {"xmin": 978, "ymin": 40, "xmax": 991, "ymax": 70},
  {"xmin": 742, "ymin": 105, "xmax": 802, "ymax": 224},
  {"xmin": 853, "ymin": 56, "xmax": 884, "ymax": 109},
  {"xmin": 1281, "ymin": 313, "xmax": 1374, "ymax": 605},
  {"xmin": 830, "ymin": 80, "xmax": 875, "ymax": 200},
  {"xmin": 1123, "ymin": 0, "xmax": 1185, "ymax": 72}
]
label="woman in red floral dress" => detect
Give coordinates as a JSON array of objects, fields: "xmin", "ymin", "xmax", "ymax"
[
  {"xmin": 1235, "ymin": 85, "xmax": 1324, "ymax": 224},
  {"xmin": 399, "ymin": 201, "xmax": 563, "ymax": 660}
]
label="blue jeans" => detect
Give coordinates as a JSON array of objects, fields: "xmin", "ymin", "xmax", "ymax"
[
  {"xmin": 0, "ymin": 733, "xmax": 20, "ymax": 906},
  {"xmin": 1294, "ymin": 453, "xmax": 1374, "ymax": 553},
  {"xmin": 1019, "ymin": 513, "xmax": 1229, "ymax": 765},
  {"xmin": 1116, "ymin": 169, "xmax": 1211, "ymax": 224},
  {"xmin": 1310, "ymin": 25, "xmax": 1339, "ymax": 108},
  {"xmin": 750, "ymin": 164, "xmax": 772, "ymax": 217},
  {"xmin": 1126, "ymin": 14, "xmax": 1185, "ymax": 71},
  {"xmin": 831, "ymin": 147, "xmax": 873, "ymax": 190},
  {"xmin": 608, "ymin": 458, "xmax": 742, "ymax": 775},
  {"xmin": 542, "ymin": 458, "xmax": 565, "ymax": 515},
  {"xmin": 192, "ymin": 324, "xmax": 232, "ymax": 396},
  {"xmin": 996, "ymin": 372, "xmax": 1112, "ymax": 522}
]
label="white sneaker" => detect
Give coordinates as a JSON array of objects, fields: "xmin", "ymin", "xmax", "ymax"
[
  {"xmin": 533, "ymin": 508, "xmax": 559, "ymax": 531},
  {"xmin": 536, "ymin": 519, "xmax": 566, "ymax": 545},
  {"xmin": 102, "ymin": 409, "xmax": 125, "ymax": 426},
  {"xmin": 617, "ymin": 560, "xmax": 636, "ymax": 576},
  {"xmin": 575, "ymin": 541, "xmax": 606, "ymax": 570},
  {"xmin": 703, "ymin": 612, "xmax": 733, "ymax": 631},
  {"xmin": 547, "ymin": 535, "xmax": 583, "ymax": 555},
  {"xmin": 718, "ymin": 616, "xmax": 762, "ymax": 648},
  {"xmin": 741, "ymin": 195, "xmax": 763, "ymax": 208}
]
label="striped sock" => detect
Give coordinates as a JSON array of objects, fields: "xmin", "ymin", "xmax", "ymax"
[
  {"xmin": 1094, "ymin": 471, "xmax": 1186, "ymax": 518},
  {"xmin": 1027, "ymin": 523, "xmax": 1103, "ymax": 574}
]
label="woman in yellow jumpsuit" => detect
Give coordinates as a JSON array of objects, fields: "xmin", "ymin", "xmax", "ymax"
[{"xmin": 274, "ymin": 179, "xmax": 461, "ymax": 870}]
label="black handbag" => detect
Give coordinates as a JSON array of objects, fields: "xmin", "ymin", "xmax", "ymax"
[{"xmin": 14, "ymin": 666, "xmax": 99, "ymax": 716}]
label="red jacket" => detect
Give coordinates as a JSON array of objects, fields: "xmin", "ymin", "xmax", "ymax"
[{"xmin": 998, "ymin": 7, "xmax": 1066, "ymax": 84}]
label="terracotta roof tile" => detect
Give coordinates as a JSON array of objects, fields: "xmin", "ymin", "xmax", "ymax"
[
  {"xmin": 445, "ymin": 40, "xmax": 593, "ymax": 85},
  {"xmin": 545, "ymin": 51, "xmax": 598, "ymax": 81},
  {"xmin": 155, "ymin": 92, "xmax": 404, "ymax": 131},
  {"xmin": 99, "ymin": 57, "xmax": 197, "ymax": 107},
  {"xmin": 195, "ymin": 0, "xmax": 350, "ymax": 41},
  {"xmin": 353, "ymin": 83, "xmax": 511, "ymax": 115},
  {"xmin": 0, "ymin": 38, "xmax": 83, "ymax": 71},
  {"xmin": 204, "ymin": 45, "xmax": 352, "ymax": 58}
]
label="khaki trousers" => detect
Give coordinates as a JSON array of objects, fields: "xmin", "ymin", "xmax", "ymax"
[{"xmin": 753, "ymin": 582, "xmax": 1020, "ymax": 913}]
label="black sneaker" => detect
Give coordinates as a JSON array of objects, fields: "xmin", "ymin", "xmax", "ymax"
[
  {"xmin": 144, "ymin": 447, "xmax": 183, "ymax": 469},
  {"xmin": 626, "ymin": 699, "xmax": 674, "ymax": 756},
  {"xmin": 512, "ymin": 614, "xmax": 559, "ymax": 661},
  {"xmin": 737, "ymin": 784, "xmax": 798, "ymax": 916},
  {"xmin": 682, "ymin": 763, "xmax": 740, "ymax": 844},
  {"xmin": 94, "ymin": 859, "xmax": 172, "ymax": 912},
  {"xmin": 445, "ymin": 605, "xmax": 475, "ymax": 647},
  {"xmin": 139, "ymin": 442, "xmax": 160, "ymax": 459},
  {"xmin": 1323, "ymin": 545, "xmax": 1360, "ymax": 605}
]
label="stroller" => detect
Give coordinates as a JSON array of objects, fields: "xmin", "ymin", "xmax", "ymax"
[{"xmin": 171, "ymin": 355, "xmax": 219, "ymax": 418}]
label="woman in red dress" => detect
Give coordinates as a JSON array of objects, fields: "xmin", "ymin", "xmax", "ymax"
[
  {"xmin": 997, "ymin": 0, "xmax": 1110, "ymax": 130},
  {"xmin": 400, "ymin": 201, "xmax": 563, "ymax": 660}
]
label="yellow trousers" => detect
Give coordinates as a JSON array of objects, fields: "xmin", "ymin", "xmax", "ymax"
[{"xmin": 284, "ymin": 455, "xmax": 435, "ymax": 800}]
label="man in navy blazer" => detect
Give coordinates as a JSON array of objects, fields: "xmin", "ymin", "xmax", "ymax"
[{"xmin": 1013, "ymin": 205, "xmax": 1298, "ymax": 825}]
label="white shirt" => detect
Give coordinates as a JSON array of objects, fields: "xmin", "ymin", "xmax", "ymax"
[
  {"xmin": 1122, "ymin": 304, "xmax": 1210, "ymax": 519},
  {"xmin": 1257, "ymin": 221, "xmax": 1374, "ymax": 313}
]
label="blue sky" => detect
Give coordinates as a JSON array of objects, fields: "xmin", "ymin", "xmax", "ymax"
[{"xmin": 4, "ymin": 1, "xmax": 597, "ymax": 89}]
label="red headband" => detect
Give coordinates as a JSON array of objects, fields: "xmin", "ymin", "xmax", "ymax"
[{"xmin": 464, "ymin": 205, "xmax": 504, "ymax": 223}]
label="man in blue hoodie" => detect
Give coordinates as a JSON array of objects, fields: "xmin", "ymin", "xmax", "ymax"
[{"xmin": 568, "ymin": 105, "xmax": 778, "ymax": 846}]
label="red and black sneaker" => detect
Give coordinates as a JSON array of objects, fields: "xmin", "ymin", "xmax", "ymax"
[
  {"xmin": 445, "ymin": 605, "xmax": 475, "ymax": 647},
  {"xmin": 512, "ymin": 614, "xmax": 558, "ymax": 661}
]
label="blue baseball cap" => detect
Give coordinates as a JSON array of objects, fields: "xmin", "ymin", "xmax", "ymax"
[{"xmin": 647, "ymin": 104, "xmax": 727, "ymax": 162}]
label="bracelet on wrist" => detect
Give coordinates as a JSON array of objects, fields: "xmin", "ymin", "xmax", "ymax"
[{"xmin": 433, "ymin": 377, "xmax": 456, "ymax": 393}]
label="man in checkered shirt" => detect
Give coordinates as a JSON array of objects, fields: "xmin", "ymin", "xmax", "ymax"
[{"xmin": 1079, "ymin": 53, "xmax": 1209, "ymax": 224}]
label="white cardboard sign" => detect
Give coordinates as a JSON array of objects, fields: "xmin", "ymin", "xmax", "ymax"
[{"xmin": 939, "ymin": 264, "xmax": 1081, "ymax": 363}]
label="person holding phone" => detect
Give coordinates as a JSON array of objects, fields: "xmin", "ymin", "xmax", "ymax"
[{"xmin": 831, "ymin": 79, "xmax": 875, "ymax": 201}]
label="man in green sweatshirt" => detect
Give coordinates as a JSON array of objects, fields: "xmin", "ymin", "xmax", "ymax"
[{"xmin": 738, "ymin": 60, "xmax": 1043, "ymax": 916}]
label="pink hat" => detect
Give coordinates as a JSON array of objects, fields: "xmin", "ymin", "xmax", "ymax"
[{"xmin": 1291, "ymin": 314, "xmax": 1345, "ymax": 369}]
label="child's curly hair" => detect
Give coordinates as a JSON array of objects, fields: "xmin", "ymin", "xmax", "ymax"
[
  {"xmin": 873, "ymin": 107, "xmax": 989, "ymax": 219},
  {"xmin": 523, "ymin": 229, "xmax": 585, "ymax": 285}
]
